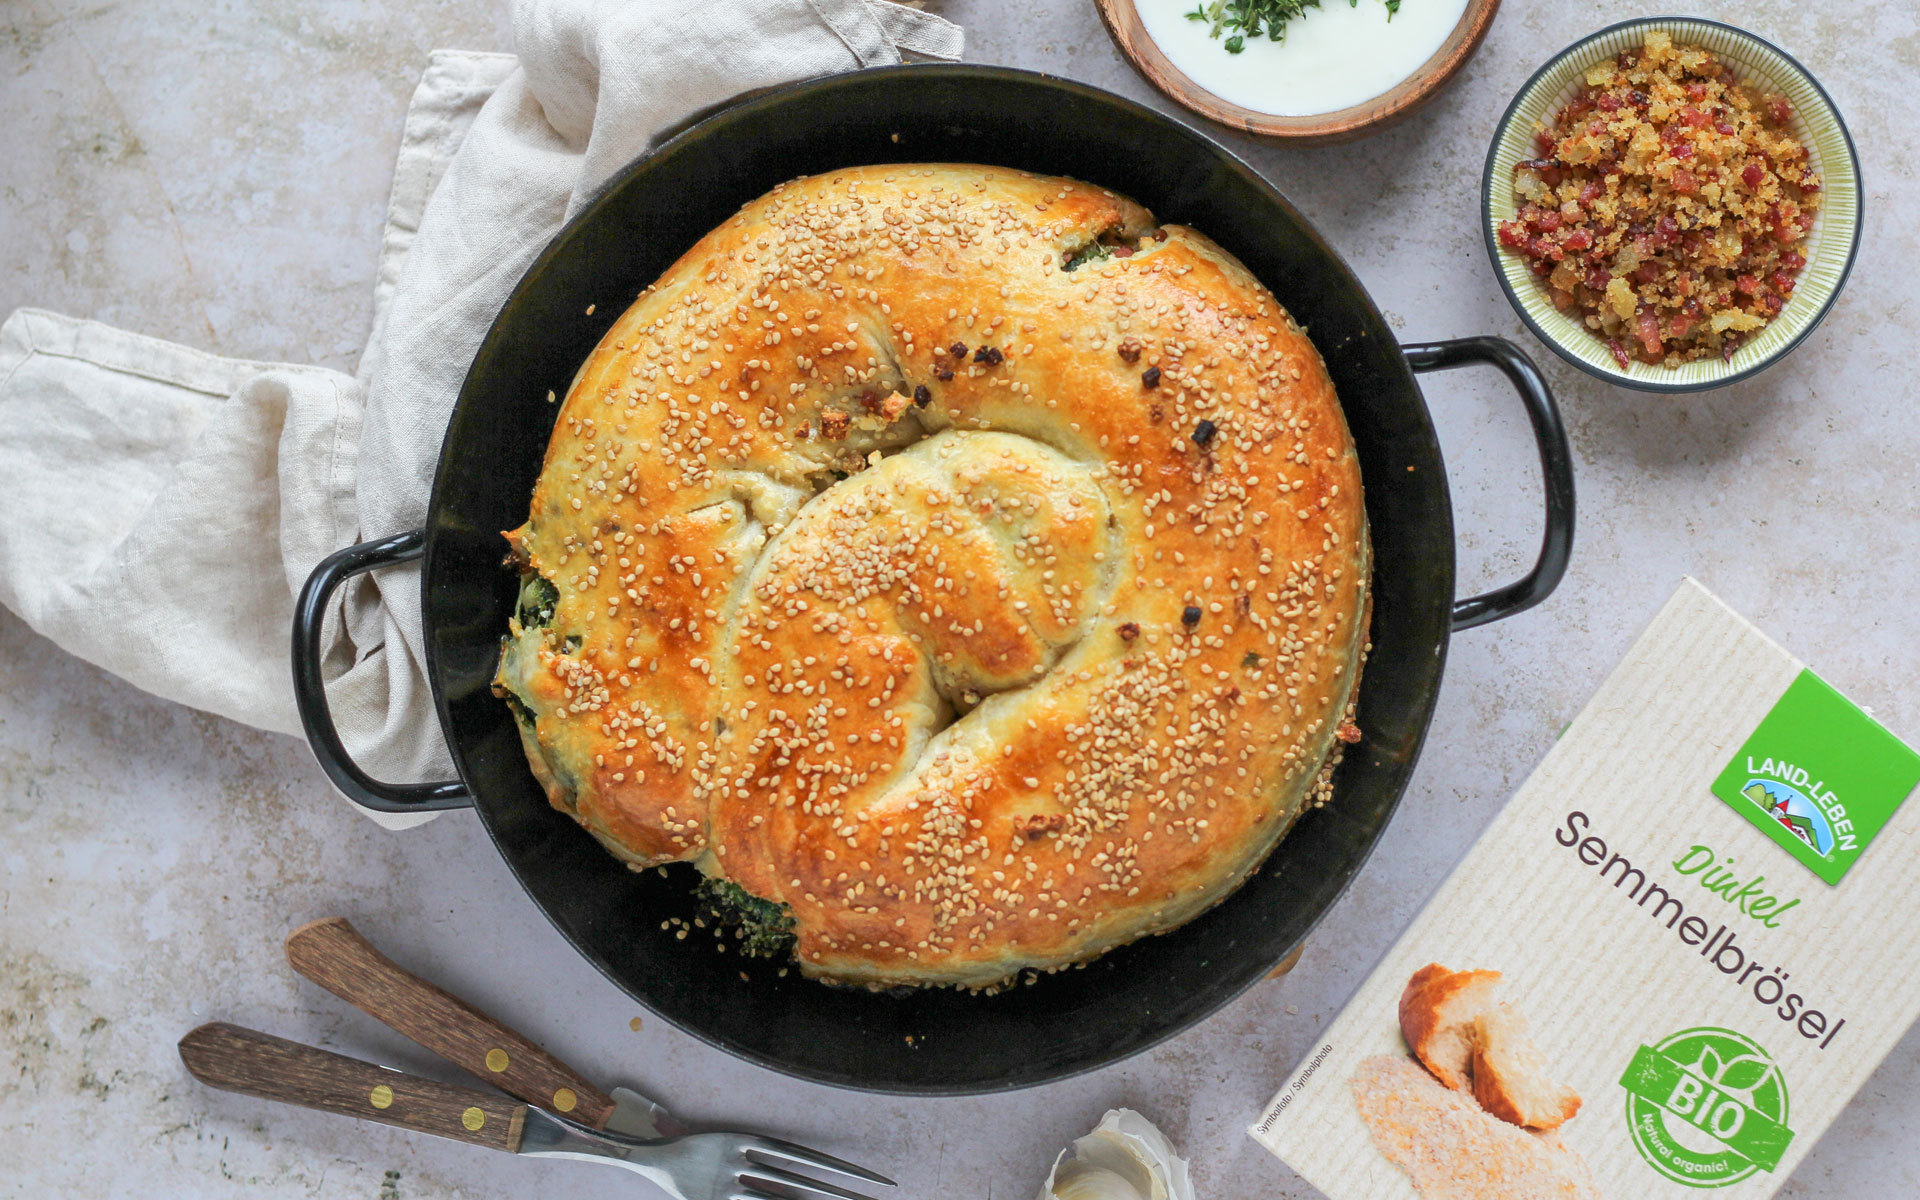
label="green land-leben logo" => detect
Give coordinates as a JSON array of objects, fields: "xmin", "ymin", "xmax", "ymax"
[
  {"xmin": 1620, "ymin": 1027, "xmax": 1795, "ymax": 1188},
  {"xmin": 1709, "ymin": 670, "xmax": 1920, "ymax": 885}
]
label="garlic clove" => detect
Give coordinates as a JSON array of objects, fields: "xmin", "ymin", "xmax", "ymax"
[
  {"xmin": 1038, "ymin": 1108, "xmax": 1196, "ymax": 1200},
  {"xmin": 1048, "ymin": 1166, "xmax": 1152, "ymax": 1200}
]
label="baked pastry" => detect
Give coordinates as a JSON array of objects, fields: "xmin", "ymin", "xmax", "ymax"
[
  {"xmin": 1398, "ymin": 964, "xmax": 1581, "ymax": 1130},
  {"xmin": 494, "ymin": 163, "xmax": 1370, "ymax": 988}
]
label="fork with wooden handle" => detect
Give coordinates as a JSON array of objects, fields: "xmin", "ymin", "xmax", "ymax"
[{"xmin": 178, "ymin": 1023, "xmax": 888, "ymax": 1200}]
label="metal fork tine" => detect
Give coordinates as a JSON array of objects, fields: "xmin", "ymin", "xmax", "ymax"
[
  {"xmin": 739, "ymin": 1165, "xmax": 880, "ymax": 1200},
  {"xmin": 743, "ymin": 1137, "xmax": 895, "ymax": 1186}
]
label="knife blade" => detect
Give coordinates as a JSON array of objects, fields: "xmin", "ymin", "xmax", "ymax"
[{"xmin": 609, "ymin": 1083, "xmax": 687, "ymax": 1139}]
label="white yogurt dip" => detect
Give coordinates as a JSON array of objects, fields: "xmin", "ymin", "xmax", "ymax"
[{"xmin": 1135, "ymin": 0, "xmax": 1472, "ymax": 117}]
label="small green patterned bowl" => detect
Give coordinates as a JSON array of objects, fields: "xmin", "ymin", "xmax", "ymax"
[{"xmin": 1482, "ymin": 17, "xmax": 1861, "ymax": 393}]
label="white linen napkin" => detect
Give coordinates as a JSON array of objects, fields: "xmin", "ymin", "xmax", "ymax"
[{"xmin": 0, "ymin": 0, "xmax": 962, "ymax": 828}]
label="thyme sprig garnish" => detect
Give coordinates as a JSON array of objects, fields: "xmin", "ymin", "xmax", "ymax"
[{"xmin": 1184, "ymin": 0, "xmax": 1401, "ymax": 54}]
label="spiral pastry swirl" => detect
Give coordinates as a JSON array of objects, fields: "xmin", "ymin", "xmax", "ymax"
[{"xmin": 497, "ymin": 164, "xmax": 1368, "ymax": 988}]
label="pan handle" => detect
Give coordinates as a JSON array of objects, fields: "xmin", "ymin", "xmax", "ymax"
[
  {"xmin": 291, "ymin": 529, "xmax": 471, "ymax": 813},
  {"xmin": 1402, "ymin": 337, "xmax": 1575, "ymax": 631}
]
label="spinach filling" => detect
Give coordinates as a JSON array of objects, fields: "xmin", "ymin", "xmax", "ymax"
[
  {"xmin": 1062, "ymin": 241, "xmax": 1113, "ymax": 272},
  {"xmin": 502, "ymin": 688, "xmax": 536, "ymax": 731},
  {"xmin": 502, "ymin": 573, "xmax": 561, "ymax": 729},
  {"xmin": 696, "ymin": 878, "xmax": 797, "ymax": 959},
  {"xmin": 517, "ymin": 573, "xmax": 559, "ymax": 627}
]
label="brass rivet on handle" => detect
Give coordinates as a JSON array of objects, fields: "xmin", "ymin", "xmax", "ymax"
[
  {"xmin": 369, "ymin": 1085, "xmax": 394, "ymax": 1109},
  {"xmin": 552, "ymin": 1087, "xmax": 578, "ymax": 1113},
  {"xmin": 462, "ymin": 1107, "xmax": 487, "ymax": 1132},
  {"xmin": 485, "ymin": 1048, "xmax": 510, "ymax": 1073}
]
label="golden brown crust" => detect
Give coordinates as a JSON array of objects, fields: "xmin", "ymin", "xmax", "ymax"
[
  {"xmin": 1399, "ymin": 964, "xmax": 1503, "ymax": 1092},
  {"xmin": 496, "ymin": 164, "xmax": 1370, "ymax": 987}
]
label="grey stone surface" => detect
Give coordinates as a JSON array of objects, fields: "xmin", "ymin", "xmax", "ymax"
[{"xmin": 2, "ymin": 0, "xmax": 1916, "ymax": 1195}]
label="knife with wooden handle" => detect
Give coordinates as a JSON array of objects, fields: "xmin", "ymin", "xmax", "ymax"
[
  {"xmin": 284, "ymin": 916, "xmax": 681, "ymax": 1137},
  {"xmin": 180, "ymin": 1023, "xmax": 529, "ymax": 1150},
  {"xmin": 180, "ymin": 1021, "xmax": 892, "ymax": 1199}
]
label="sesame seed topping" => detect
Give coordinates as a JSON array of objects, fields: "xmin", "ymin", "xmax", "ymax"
[{"xmin": 496, "ymin": 163, "xmax": 1368, "ymax": 990}]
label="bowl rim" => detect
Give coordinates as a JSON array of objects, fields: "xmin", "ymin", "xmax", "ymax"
[
  {"xmin": 1094, "ymin": 0, "xmax": 1501, "ymax": 143},
  {"xmin": 1480, "ymin": 15, "xmax": 1863, "ymax": 394}
]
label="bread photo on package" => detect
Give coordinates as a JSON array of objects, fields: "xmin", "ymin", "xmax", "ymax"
[
  {"xmin": 1345, "ymin": 963, "xmax": 1594, "ymax": 1199},
  {"xmin": 1397, "ymin": 963, "xmax": 1581, "ymax": 1130}
]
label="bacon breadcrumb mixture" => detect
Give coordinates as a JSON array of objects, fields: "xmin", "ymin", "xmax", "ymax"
[{"xmin": 1498, "ymin": 32, "xmax": 1823, "ymax": 369}]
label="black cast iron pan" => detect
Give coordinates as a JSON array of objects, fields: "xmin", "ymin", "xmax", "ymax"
[{"xmin": 292, "ymin": 66, "xmax": 1575, "ymax": 1094}]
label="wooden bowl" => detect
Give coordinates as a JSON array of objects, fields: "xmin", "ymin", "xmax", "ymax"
[{"xmin": 1094, "ymin": 0, "xmax": 1500, "ymax": 143}]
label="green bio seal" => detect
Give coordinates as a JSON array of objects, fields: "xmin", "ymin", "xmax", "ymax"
[{"xmin": 1619, "ymin": 1027, "xmax": 1796, "ymax": 1188}]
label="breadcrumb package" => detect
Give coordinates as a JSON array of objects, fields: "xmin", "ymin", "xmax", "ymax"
[{"xmin": 1251, "ymin": 579, "xmax": 1920, "ymax": 1198}]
